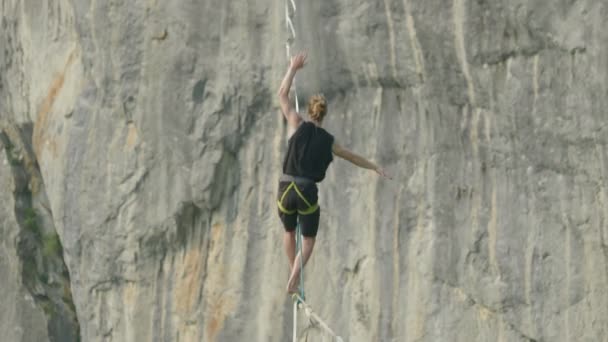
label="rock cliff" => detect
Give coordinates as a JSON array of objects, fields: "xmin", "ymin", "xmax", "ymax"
[{"xmin": 1, "ymin": 0, "xmax": 607, "ymax": 341}]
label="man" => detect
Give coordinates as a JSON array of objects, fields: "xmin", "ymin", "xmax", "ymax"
[{"xmin": 277, "ymin": 52, "xmax": 390, "ymax": 294}]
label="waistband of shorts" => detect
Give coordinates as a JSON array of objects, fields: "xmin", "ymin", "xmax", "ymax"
[{"xmin": 280, "ymin": 174, "xmax": 316, "ymax": 184}]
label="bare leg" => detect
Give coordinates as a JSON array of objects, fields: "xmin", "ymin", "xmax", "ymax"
[
  {"xmin": 286, "ymin": 236, "xmax": 316, "ymax": 293},
  {"xmin": 283, "ymin": 230, "xmax": 296, "ymax": 271}
]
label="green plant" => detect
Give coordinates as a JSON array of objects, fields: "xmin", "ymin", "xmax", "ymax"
[
  {"xmin": 2, "ymin": 138, "xmax": 21, "ymax": 166},
  {"xmin": 7, "ymin": 151, "xmax": 20, "ymax": 165},
  {"xmin": 21, "ymin": 253, "xmax": 39, "ymax": 284},
  {"xmin": 23, "ymin": 207, "xmax": 41, "ymax": 239},
  {"xmin": 40, "ymin": 300, "xmax": 54, "ymax": 316},
  {"xmin": 38, "ymin": 272, "xmax": 49, "ymax": 284},
  {"xmin": 42, "ymin": 233, "xmax": 62, "ymax": 257}
]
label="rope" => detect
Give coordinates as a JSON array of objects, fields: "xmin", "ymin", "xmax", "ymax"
[
  {"xmin": 293, "ymin": 222, "xmax": 305, "ymax": 342},
  {"xmin": 293, "ymin": 294, "xmax": 345, "ymax": 342},
  {"xmin": 286, "ymin": 2, "xmax": 302, "ymax": 341},
  {"xmin": 296, "ymin": 223, "xmax": 305, "ymax": 298},
  {"xmin": 285, "ymin": 0, "xmax": 300, "ymax": 113}
]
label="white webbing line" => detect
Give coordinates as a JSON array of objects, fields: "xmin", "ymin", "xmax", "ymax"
[
  {"xmin": 285, "ymin": 0, "xmax": 300, "ymax": 113},
  {"xmin": 294, "ymin": 294, "xmax": 345, "ymax": 342},
  {"xmin": 285, "ymin": 3, "xmax": 300, "ymax": 341}
]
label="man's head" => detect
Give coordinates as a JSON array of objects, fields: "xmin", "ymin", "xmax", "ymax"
[{"xmin": 307, "ymin": 94, "xmax": 327, "ymax": 123}]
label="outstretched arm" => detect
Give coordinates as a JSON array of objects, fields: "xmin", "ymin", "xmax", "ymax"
[
  {"xmin": 332, "ymin": 141, "xmax": 390, "ymax": 178},
  {"xmin": 278, "ymin": 52, "xmax": 307, "ymax": 129}
]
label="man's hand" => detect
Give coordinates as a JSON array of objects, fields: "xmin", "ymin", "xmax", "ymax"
[
  {"xmin": 290, "ymin": 52, "xmax": 307, "ymax": 71},
  {"xmin": 375, "ymin": 167, "xmax": 391, "ymax": 179}
]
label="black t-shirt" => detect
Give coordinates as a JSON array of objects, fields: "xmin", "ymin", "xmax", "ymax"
[{"xmin": 282, "ymin": 121, "xmax": 334, "ymax": 182}]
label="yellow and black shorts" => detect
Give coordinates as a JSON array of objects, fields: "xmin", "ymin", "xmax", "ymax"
[{"xmin": 277, "ymin": 179, "xmax": 320, "ymax": 237}]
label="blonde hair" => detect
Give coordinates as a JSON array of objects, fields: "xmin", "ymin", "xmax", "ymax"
[{"xmin": 307, "ymin": 94, "xmax": 327, "ymax": 122}]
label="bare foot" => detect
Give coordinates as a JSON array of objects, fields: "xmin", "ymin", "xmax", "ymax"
[
  {"xmin": 286, "ymin": 284, "xmax": 299, "ymax": 294},
  {"xmin": 286, "ymin": 270, "xmax": 300, "ymax": 294}
]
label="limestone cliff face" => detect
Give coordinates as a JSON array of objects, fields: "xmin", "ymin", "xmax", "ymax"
[{"xmin": 1, "ymin": 1, "xmax": 607, "ymax": 341}]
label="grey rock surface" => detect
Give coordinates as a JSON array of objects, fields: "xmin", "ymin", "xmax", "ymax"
[
  {"xmin": 1, "ymin": 0, "xmax": 607, "ymax": 341},
  {"xmin": 0, "ymin": 140, "xmax": 50, "ymax": 342}
]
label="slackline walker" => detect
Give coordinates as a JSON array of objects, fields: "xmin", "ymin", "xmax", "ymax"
[
  {"xmin": 278, "ymin": 1, "xmax": 390, "ymax": 341},
  {"xmin": 283, "ymin": 1, "xmax": 344, "ymax": 341}
]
